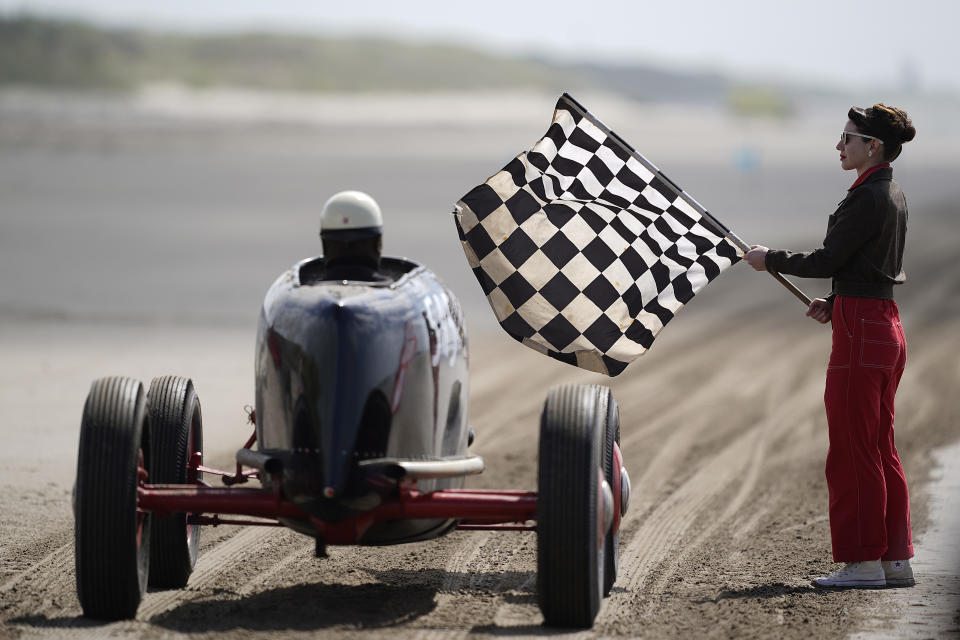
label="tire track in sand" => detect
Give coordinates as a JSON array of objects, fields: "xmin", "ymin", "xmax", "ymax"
[
  {"xmin": 137, "ymin": 527, "xmax": 272, "ymax": 619},
  {"xmin": 234, "ymin": 535, "xmax": 313, "ymax": 597},
  {"xmin": 599, "ymin": 333, "xmax": 826, "ymax": 624},
  {"xmin": 0, "ymin": 541, "xmax": 74, "ymax": 603},
  {"xmin": 632, "ymin": 364, "xmax": 822, "ymax": 617}
]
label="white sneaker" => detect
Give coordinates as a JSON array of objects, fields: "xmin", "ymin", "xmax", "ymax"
[
  {"xmin": 812, "ymin": 560, "xmax": 886, "ymax": 588},
  {"xmin": 882, "ymin": 559, "xmax": 915, "ymax": 586}
]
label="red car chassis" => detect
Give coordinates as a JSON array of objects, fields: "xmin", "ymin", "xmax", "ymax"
[{"xmin": 136, "ymin": 426, "xmax": 624, "ymax": 545}]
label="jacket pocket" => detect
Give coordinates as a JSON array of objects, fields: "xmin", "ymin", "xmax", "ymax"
[{"xmin": 860, "ymin": 319, "xmax": 901, "ymax": 369}]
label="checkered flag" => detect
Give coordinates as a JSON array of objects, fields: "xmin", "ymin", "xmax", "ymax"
[{"xmin": 454, "ymin": 93, "xmax": 744, "ymax": 376}]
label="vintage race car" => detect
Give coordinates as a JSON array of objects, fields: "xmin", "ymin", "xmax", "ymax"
[{"xmin": 73, "ymin": 253, "xmax": 631, "ymax": 628}]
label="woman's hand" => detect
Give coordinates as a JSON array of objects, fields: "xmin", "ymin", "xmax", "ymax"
[
  {"xmin": 806, "ymin": 298, "xmax": 833, "ymax": 324},
  {"xmin": 744, "ymin": 245, "xmax": 768, "ymax": 271}
]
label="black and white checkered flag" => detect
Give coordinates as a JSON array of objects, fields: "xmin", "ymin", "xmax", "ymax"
[{"xmin": 454, "ymin": 94, "xmax": 744, "ymax": 376}]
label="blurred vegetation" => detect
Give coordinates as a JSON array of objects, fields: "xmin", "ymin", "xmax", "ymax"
[
  {"xmin": 726, "ymin": 84, "xmax": 794, "ymax": 119},
  {"xmin": 6, "ymin": 14, "xmax": 801, "ymax": 112},
  {"xmin": 0, "ymin": 14, "xmax": 576, "ymax": 92},
  {"xmin": 0, "ymin": 15, "xmax": 141, "ymax": 88}
]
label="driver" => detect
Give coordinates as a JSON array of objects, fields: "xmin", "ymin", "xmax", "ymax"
[{"xmin": 319, "ymin": 190, "xmax": 391, "ymax": 283}]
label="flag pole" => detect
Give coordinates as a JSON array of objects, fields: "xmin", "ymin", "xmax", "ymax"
[{"xmin": 559, "ymin": 94, "xmax": 812, "ymax": 307}]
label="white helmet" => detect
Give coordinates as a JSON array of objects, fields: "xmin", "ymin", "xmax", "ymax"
[{"xmin": 320, "ymin": 191, "xmax": 383, "ymax": 237}]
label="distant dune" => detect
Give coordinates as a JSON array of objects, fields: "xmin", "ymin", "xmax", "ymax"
[{"xmin": 0, "ymin": 13, "xmax": 821, "ymax": 116}]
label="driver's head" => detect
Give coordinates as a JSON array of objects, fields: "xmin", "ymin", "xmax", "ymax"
[{"xmin": 319, "ymin": 190, "xmax": 383, "ymax": 264}]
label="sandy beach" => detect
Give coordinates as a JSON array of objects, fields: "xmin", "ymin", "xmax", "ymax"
[{"xmin": 1, "ymin": 89, "xmax": 958, "ymax": 638}]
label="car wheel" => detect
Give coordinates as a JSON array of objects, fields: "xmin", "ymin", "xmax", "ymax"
[
  {"xmin": 536, "ymin": 384, "xmax": 607, "ymax": 628},
  {"xmin": 600, "ymin": 388, "xmax": 621, "ymax": 596},
  {"xmin": 147, "ymin": 376, "xmax": 203, "ymax": 588},
  {"xmin": 75, "ymin": 376, "xmax": 151, "ymax": 620}
]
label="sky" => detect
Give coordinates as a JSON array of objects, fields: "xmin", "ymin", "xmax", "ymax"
[{"xmin": 2, "ymin": 0, "xmax": 958, "ymax": 94}]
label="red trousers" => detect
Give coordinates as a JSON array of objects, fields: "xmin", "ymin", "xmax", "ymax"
[{"xmin": 824, "ymin": 296, "xmax": 912, "ymax": 562}]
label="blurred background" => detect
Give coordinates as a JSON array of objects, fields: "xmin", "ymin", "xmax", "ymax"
[{"xmin": 2, "ymin": 0, "xmax": 959, "ymax": 335}]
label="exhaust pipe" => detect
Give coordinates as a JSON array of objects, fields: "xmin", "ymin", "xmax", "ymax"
[{"xmin": 236, "ymin": 448, "xmax": 284, "ymax": 475}]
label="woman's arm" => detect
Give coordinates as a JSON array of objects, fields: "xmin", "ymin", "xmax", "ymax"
[
  {"xmin": 744, "ymin": 249, "xmax": 832, "ymax": 323},
  {"xmin": 762, "ymin": 189, "xmax": 881, "ymax": 278}
]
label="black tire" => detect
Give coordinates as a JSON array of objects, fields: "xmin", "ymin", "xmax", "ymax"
[
  {"xmin": 147, "ymin": 376, "xmax": 203, "ymax": 588},
  {"xmin": 75, "ymin": 376, "xmax": 151, "ymax": 620},
  {"xmin": 537, "ymin": 384, "xmax": 606, "ymax": 628},
  {"xmin": 601, "ymin": 390, "xmax": 621, "ymax": 596}
]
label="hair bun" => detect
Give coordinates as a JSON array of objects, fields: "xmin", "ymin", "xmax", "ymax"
[
  {"xmin": 900, "ymin": 123, "xmax": 916, "ymax": 143},
  {"xmin": 874, "ymin": 103, "xmax": 915, "ymax": 144}
]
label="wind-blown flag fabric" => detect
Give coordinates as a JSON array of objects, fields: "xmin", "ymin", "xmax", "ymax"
[{"xmin": 454, "ymin": 94, "xmax": 742, "ymax": 376}]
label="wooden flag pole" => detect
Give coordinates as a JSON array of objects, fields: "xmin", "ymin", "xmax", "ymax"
[
  {"xmin": 717, "ymin": 231, "xmax": 812, "ymax": 307},
  {"xmin": 559, "ymin": 93, "xmax": 812, "ymax": 307}
]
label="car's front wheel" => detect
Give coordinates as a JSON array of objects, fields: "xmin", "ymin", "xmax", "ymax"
[
  {"xmin": 536, "ymin": 383, "xmax": 610, "ymax": 628},
  {"xmin": 75, "ymin": 376, "xmax": 151, "ymax": 620}
]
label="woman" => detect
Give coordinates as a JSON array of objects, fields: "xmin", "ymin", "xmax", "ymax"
[{"xmin": 745, "ymin": 104, "xmax": 916, "ymax": 588}]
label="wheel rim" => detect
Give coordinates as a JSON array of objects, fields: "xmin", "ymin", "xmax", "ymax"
[
  {"xmin": 185, "ymin": 408, "xmax": 201, "ymax": 546},
  {"xmin": 612, "ymin": 442, "xmax": 623, "ymax": 534},
  {"xmin": 136, "ymin": 447, "xmax": 147, "ymax": 550},
  {"xmin": 596, "ymin": 468, "xmax": 606, "ymax": 596}
]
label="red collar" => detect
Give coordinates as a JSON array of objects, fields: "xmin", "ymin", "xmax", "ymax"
[{"xmin": 849, "ymin": 163, "xmax": 891, "ymax": 190}]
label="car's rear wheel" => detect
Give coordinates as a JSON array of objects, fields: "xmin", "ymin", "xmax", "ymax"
[
  {"xmin": 537, "ymin": 384, "xmax": 607, "ymax": 628},
  {"xmin": 147, "ymin": 376, "xmax": 203, "ymax": 588},
  {"xmin": 75, "ymin": 376, "xmax": 151, "ymax": 620}
]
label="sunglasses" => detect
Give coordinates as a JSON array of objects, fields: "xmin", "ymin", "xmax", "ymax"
[{"xmin": 839, "ymin": 131, "xmax": 884, "ymax": 146}]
